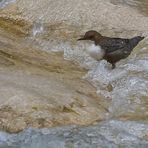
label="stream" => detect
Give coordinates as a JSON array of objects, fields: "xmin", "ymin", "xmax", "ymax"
[{"xmin": 0, "ymin": 0, "xmax": 148, "ymax": 147}]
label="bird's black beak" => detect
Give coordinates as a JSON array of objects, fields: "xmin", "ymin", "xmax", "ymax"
[
  {"xmin": 77, "ymin": 38, "xmax": 85, "ymax": 41},
  {"xmin": 77, "ymin": 35, "xmax": 86, "ymax": 41}
]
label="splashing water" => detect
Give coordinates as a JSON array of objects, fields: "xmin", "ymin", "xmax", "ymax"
[
  {"xmin": 0, "ymin": 0, "xmax": 148, "ymax": 147},
  {"xmin": 63, "ymin": 38, "xmax": 148, "ymax": 117},
  {"xmin": 32, "ymin": 21, "xmax": 44, "ymax": 37},
  {"xmin": 0, "ymin": 0, "xmax": 16, "ymax": 8}
]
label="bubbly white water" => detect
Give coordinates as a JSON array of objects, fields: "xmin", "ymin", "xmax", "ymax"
[
  {"xmin": 30, "ymin": 29, "xmax": 148, "ymax": 117},
  {"xmin": 63, "ymin": 38, "xmax": 148, "ymax": 116}
]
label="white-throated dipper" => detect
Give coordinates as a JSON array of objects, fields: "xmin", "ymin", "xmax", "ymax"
[{"xmin": 77, "ymin": 30, "xmax": 144, "ymax": 69}]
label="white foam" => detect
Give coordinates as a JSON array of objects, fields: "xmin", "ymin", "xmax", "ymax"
[{"xmin": 32, "ymin": 21, "xmax": 44, "ymax": 37}]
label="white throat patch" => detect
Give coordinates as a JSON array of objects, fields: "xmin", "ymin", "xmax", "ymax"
[{"xmin": 87, "ymin": 44, "xmax": 104, "ymax": 61}]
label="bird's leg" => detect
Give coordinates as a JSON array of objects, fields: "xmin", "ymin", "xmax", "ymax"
[{"xmin": 111, "ymin": 63, "xmax": 116, "ymax": 69}]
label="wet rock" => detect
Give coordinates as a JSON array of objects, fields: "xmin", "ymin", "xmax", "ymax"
[
  {"xmin": 0, "ymin": 17, "xmax": 109, "ymax": 133},
  {"xmin": 0, "ymin": 120, "xmax": 148, "ymax": 148},
  {"xmin": 0, "ymin": 1, "xmax": 148, "ymax": 147}
]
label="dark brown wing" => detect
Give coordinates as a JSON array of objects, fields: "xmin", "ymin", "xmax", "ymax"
[
  {"xmin": 99, "ymin": 37, "xmax": 129, "ymax": 53},
  {"xmin": 104, "ymin": 47, "xmax": 131, "ymax": 64}
]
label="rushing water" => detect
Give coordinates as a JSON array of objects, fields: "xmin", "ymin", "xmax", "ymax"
[
  {"xmin": 63, "ymin": 37, "xmax": 148, "ymax": 119},
  {"xmin": 0, "ymin": 0, "xmax": 148, "ymax": 147},
  {"xmin": 0, "ymin": 0, "xmax": 15, "ymax": 8}
]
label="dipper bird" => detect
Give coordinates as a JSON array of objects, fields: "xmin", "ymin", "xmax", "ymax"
[{"xmin": 77, "ymin": 30, "xmax": 144, "ymax": 69}]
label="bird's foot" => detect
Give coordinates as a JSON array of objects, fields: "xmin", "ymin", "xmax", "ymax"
[{"xmin": 111, "ymin": 63, "xmax": 116, "ymax": 69}]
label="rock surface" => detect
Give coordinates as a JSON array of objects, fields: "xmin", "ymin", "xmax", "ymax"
[
  {"xmin": 0, "ymin": 16, "xmax": 109, "ymax": 133},
  {"xmin": 0, "ymin": 120, "xmax": 148, "ymax": 148},
  {"xmin": 0, "ymin": 0, "xmax": 148, "ymax": 142}
]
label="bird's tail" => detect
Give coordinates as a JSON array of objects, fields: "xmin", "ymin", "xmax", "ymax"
[{"xmin": 129, "ymin": 36, "xmax": 145, "ymax": 49}]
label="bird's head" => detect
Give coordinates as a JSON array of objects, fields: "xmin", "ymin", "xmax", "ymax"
[{"xmin": 77, "ymin": 30, "xmax": 102, "ymax": 43}]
